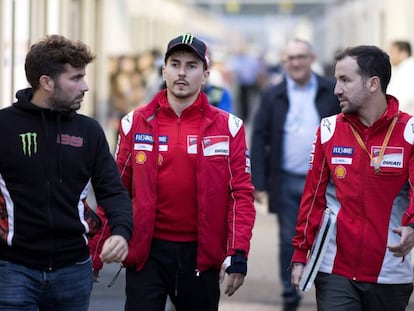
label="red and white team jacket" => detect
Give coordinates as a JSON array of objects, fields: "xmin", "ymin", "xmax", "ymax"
[
  {"xmin": 112, "ymin": 90, "xmax": 255, "ymax": 273},
  {"xmin": 292, "ymin": 95, "xmax": 414, "ymax": 284}
]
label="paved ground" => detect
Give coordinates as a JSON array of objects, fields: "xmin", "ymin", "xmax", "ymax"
[
  {"xmin": 218, "ymin": 209, "xmax": 318, "ymax": 311},
  {"xmin": 89, "ymin": 205, "xmax": 414, "ymax": 310}
]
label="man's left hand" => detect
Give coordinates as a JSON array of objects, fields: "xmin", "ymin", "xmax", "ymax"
[
  {"xmin": 387, "ymin": 226, "xmax": 414, "ymax": 258},
  {"xmin": 219, "ymin": 264, "xmax": 245, "ymax": 296},
  {"xmin": 99, "ymin": 235, "xmax": 128, "ymax": 263}
]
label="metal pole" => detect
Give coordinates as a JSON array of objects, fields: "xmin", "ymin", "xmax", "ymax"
[{"xmin": 10, "ymin": 0, "xmax": 15, "ymax": 102}]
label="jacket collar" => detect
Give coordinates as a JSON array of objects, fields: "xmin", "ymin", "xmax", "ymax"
[
  {"xmin": 139, "ymin": 89, "xmax": 219, "ymax": 122},
  {"xmin": 342, "ymin": 95, "xmax": 400, "ymax": 130},
  {"xmin": 14, "ymin": 87, "xmax": 77, "ymax": 120}
]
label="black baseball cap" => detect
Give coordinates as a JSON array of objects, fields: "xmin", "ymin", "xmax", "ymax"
[{"xmin": 165, "ymin": 33, "xmax": 209, "ymax": 68}]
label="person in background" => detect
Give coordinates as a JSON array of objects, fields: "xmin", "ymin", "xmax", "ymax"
[
  {"xmin": 231, "ymin": 47, "xmax": 266, "ymax": 122},
  {"xmin": 204, "ymin": 83, "xmax": 233, "ymax": 113},
  {"xmin": 0, "ymin": 34, "xmax": 133, "ymax": 310},
  {"xmin": 291, "ymin": 45, "xmax": 414, "ymax": 310},
  {"xmin": 250, "ymin": 38, "xmax": 340, "ymax": 311},
  {"xmin": 107, "ymin": 55, "xmax": 146, "ymax": 150},
  {"xmin": 137, "ymin": 49, "xmax": 164, "ymax": 103},
  {"xmin": 387, "ymin": 40, "xmax": 414, "ymax": 114},
  {"xmin": 203, "ymin": 51, "xmax": 234, "ymax": 113},
  {"xmin": 91, "ymin": 33, "xmax": 256, "ymax": 311}
]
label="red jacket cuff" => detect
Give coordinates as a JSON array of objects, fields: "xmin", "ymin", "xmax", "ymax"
[{"xmin": 291, "ymin": 248, "xmax": 308, "ymax": 264}]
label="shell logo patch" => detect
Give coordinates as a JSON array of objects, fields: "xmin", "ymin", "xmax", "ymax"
[
  {"xmin": 136, "ymin": 151, "xmax": 147, "ymax": 164},
  {"xmin": 335, "ymin": 165, "xmax": 346, "ymax": 179}
]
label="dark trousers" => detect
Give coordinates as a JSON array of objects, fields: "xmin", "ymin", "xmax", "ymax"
[
  {"xmin": 238, "ymin": 84, "xmax": 257, "ymax": 122},
  {"xmin": 315, "ymin": 272, "xmax": 413, "ymax": 311},
  {"xmin": 125, "ymin": 239, "xmax": 220, "ymax": 311},
  {"xmin": 277, "ymin": 172, "xmax": 306, "ymax": 304}
]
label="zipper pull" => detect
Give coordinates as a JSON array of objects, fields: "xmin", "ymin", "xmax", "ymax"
[{"xmin": 107, "ymin": 265, "xmax": 123, "ymax": 287}]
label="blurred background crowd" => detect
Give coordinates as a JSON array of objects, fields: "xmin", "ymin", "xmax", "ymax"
[
  {"xmin": 1, "ymin": 0, "xmax": 414, "ymax": 150},
  {"xmin": 2, "ymin": 1, "xmax": 414, "ymax": 310}
]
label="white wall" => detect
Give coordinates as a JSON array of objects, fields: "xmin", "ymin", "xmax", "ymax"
[{"xmin": 323, "ymin": 0, "xmax": 414, "ymax": 61}]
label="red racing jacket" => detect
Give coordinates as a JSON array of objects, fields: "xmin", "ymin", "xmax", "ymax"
[
  {"xmin": 92, "ymin": 90, "xmax": 255, "ymax": 273},
  {"xmin": 292, "ymin": 95, "xmax": 414, "ymax": 284}
]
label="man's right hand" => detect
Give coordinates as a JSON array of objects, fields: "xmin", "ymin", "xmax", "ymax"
[
  {"xmin": 93, "ymin": 269, "xmax": 101, "ymax": 282},
  {"xmin": 291, "ymin": 263, "xmax": 305, "ymax": 289},
  {"xmin": 254, "ymin": 190, "xmax": 268, "ymax": 204}
]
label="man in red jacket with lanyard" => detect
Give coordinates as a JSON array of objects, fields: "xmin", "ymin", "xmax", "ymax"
[
  {"xmin": 91, "ymin": 33, "xmax": 256, "ymax": 311},
  {"xmin": 291, "ymin": 45, "xmax": 414, "ymax": 310}
]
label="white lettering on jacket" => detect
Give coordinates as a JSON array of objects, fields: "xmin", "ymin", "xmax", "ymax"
[{"xmin": 202, "ymin": 136, "xmax": 230, "ymax": 156}]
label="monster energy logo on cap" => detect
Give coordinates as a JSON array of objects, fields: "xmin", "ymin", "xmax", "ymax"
[
  {"xmin": 181, "ymin": 33, "xmax": 194, "ymax": 45},
  {"xmin": 165, "ymin": 33, "xmax": 209, "ymax": 68},
  {"xmin": 20, "ymin": 132, "xmax": 38, "ymax": 156}
]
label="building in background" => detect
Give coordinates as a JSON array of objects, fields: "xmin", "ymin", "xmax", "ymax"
[{"xmin": 1, "ymin": 0, "xmax": 414, "ymax": 124}]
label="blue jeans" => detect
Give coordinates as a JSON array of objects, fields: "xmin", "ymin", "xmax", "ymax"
[
  {"xmin": 277, "ymin": 172, "xmax": 306, "ymax": 304},
  {"xmin": 0, "ymin": 257, "xmax": 93, "ymax": 311}
]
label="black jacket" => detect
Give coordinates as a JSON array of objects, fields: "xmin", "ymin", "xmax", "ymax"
[
  {"xmin": 250, "ymin": 75, "xmax": 340, "ymax": 213},
  {"xmin": 0, "ymin": 88, "xmax": 132, "ymax": 269}
]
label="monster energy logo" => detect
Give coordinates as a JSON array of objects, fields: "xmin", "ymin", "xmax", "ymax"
[
  {"xmin": 181, "ymin": 33, "xmax": 194, "ymax": 45},
  {"xmin": 20, "ymin": 132, "xmax": 38, "ymax": 156}
]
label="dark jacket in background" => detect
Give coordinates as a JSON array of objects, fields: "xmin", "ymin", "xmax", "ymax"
[{"xmin": 250, "ymin": 74, "xmax": 340, "ymax": 213}]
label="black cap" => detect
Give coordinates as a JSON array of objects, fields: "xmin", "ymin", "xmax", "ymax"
[{"xmin": 165, "ymin": 33, "xmax": 209, "ymax": 68}]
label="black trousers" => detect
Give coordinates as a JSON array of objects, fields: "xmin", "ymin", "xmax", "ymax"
[
  {"xmin": 125, "ymin": 239, "xmax": 220, "ymax": 311},
  {"xmin": 315, "ymin": 272, "xmax": 413, "ymax": 311}
]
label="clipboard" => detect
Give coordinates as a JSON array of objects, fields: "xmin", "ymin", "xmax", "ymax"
[{"xmin": 299, "ymin": 207, "xmax": 336, "ymax": 291}]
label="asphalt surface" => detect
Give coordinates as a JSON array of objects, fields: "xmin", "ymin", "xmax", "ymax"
[{"xmin": 89, "ymin": 205, "xmax": 414, "ymax": 311}]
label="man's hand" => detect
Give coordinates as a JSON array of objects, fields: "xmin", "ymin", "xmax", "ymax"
[
  {"xmin": 291, "ymin": 263, "xmax": 305, "ymax": 289},
  {"xmin": 219, "ymin": 264, "xmax": 245, "ymax": 297},
  {"xmin": 99, "ymin": 235, "xmax": 128, "ymax": 263},
  {"xmin": 388, "ymin": 226, "xmax": 414, "ymax": 258},
  {"xmin": 254, "ymin": 190, "xmax": 268, "ymax": 205},
  {"xmin": 93, "ymin": 269, "xmax": 101, "ymax": 283}
]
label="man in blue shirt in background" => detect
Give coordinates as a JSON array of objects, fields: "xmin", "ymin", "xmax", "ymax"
[{"xmin": 250, "ymin": 38, "xmax": 340, "ymax": 311}]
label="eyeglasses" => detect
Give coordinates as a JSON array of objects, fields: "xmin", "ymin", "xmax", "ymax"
[{"xmin": 286, "ymin": 54, "xmax": 311, "ymax": 62}]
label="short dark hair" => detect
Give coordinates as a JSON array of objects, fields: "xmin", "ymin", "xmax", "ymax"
[
  {"xmin": 392, "ymin": 40, "xmax": 412, "ymax": 56},
  {"xmin": 25, "ymin": 34, "xmax": 95, "ymax": 90},
  {"xmin": 335, "ymin": 45, "xmax": 391, "ymax": 93}
]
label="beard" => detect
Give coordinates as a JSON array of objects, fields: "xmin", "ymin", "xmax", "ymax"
[{"xmin": 49, "ymin": 84, "xmax": 83, "ymax": 111}]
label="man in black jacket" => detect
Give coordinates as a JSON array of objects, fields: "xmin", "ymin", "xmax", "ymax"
[
  {"xmin": 250, "ymin": 38, "xmax": 340, "ymax": 311},
  {"xmin": 0, "ymin": 34, "xmax": 132, "ymax": 310}
]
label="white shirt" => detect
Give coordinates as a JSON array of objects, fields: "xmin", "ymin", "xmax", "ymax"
[
  {"xmin": 387, "ymin": 57, "xmax": 414, "ymax": 115},
  {"xmin": 283, "ymin": 74, "xmax": 320, "ymax": 175}
]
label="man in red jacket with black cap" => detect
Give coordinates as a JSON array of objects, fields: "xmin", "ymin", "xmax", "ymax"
[{"xmin": 91, "ymin": 33, "xmax": 256, "ymax": 311}]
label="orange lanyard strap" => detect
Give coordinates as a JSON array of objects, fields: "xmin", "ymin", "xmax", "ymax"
[{"xmin": 349, "ymin": 116, "xmax": 398, "ymax": 172}]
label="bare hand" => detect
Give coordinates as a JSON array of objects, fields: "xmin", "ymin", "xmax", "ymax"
[
  {"xmin": 93, "ymin": 269, "xmax": 100, "ymax": 283},
  {"xmin": 254, "ymin": 191, "xmax": 268, "ymax": 204},
  {"xmin": 99, "ymin": 235, "xmax": 128, "ymax": 263},
  {"xmin": 219, "ymin": 264, "xmax": 245, "ymax": 296},
  {"xmin": 388, "ymin": 226, "xmax": 414, "ymax": 258},
  {"xmin": 291, "ymin": 263, "xmax": 305, "ymax": 289}
]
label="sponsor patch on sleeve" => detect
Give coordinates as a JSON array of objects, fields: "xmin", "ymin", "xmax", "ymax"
[
  {"xmin": 245, "ymin": 149, "xmax": 251, "ymax": 173},
  {"xmin": 121, "ymin": 111, "xmax": 134, "ymax": 135},
  {"xmin": 228, "ymin": 114, "xmax": 243, "ymax": 137}
]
